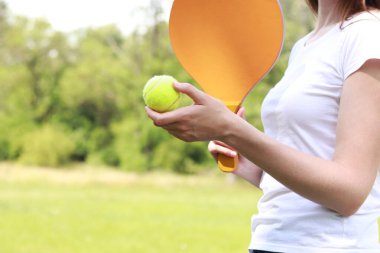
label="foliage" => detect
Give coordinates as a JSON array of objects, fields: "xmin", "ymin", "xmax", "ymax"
[
  {"xmin": 19, "ymin": 124, "xmax": 75, "ymax": 166},
  {"xmin": 0, "ymin": 0, "xmax": 314, "ymax": 173}
]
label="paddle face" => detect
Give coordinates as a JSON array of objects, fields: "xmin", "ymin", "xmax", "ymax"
[
  {"xmin": 169, "ymin": 0, "xmax": 284, "ymax": 172},
  {"xmin": 169, "ymin": 0, "xmax": 284, "ymax": 112}
]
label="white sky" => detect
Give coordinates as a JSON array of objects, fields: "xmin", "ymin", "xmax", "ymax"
[{"xmin": 3, "ymin": 0, "xmax": 173, "ymax": 34}]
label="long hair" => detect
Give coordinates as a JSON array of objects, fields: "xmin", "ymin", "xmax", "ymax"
[{"xmin": 305, "ymin": 0, "xmax": 380, "ymax": 21}]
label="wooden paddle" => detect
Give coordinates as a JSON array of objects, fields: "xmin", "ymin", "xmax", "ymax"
[{"xmin": 169, "ymin": 0, "xmax": 284, "ymax": 172}]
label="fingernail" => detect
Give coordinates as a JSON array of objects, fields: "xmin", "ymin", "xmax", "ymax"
[
  {"xmin": 174, "ymin": 82, "xmax": 185, "ymax": 89},
  {"xmin": 230, "ymin": 151, "xmax": 237, "ymax": 156}
]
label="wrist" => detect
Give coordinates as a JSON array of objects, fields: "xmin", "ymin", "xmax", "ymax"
[{"xmin": 218, "ymin": 113, "xmax": 242, "ymax": 144}]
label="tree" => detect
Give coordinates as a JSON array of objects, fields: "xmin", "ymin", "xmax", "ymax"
[{"xmin": 0, "ymin": 1, "xmax": 316, "ymax": 172}]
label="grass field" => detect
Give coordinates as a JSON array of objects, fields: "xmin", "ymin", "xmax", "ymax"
[
  {"xmin": 1, "ymin": 164, "xmax": 379, "ymax": 253},
  {"xmin": 0, "ymin": 164, "xmax": 261, "ymax": 253}
]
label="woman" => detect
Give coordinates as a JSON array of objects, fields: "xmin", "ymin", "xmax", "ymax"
[{"xmin": 146, "ymin": 0, "xmax": 380, "ymax": 252}]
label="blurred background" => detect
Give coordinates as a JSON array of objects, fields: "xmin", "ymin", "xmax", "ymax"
[{"xmin": 0, "ymin": 1, "xmax": 316, "ymax": 252}]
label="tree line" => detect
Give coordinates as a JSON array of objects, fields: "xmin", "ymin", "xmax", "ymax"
[{"xmin": 0, "ymin": 0, "xmax": 313, "ymax": 173}]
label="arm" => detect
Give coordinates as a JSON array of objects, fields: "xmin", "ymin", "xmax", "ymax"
[
  {"xmin": 145, "ymin": 59, "xmax": 380, "ymax": 216},
  {"xmin": 232, "ymin": 157, "xmax": 263, "ymax": 188},
  {"xmin": 221, "ymin": 59, "xmax": 380, "ymax": 216}
]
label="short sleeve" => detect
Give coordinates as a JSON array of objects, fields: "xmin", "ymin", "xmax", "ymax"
[{"xmin": 341, "ymin": 20, "xmax": 380, "ymax": 80}]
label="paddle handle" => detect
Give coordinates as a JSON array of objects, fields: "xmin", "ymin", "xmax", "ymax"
[
  {"xmin": 217, "ymin": 103, "xmax": 240, "ymax": 173},
  {"xmin": 218, "ymin": 154, "xmax": 239, "ymax": 173}
]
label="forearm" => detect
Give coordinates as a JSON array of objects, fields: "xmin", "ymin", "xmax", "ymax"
[
  {"xmin": 232, "ymin": 158, "xmax": 263, "ymax": 189},
  {"xmin": 145, "ymin": 69, "xmax": 379, "ymax": 216},
  {"xmin": 222, "ymin": 118, "xmax": 371, "ymax": 216}
]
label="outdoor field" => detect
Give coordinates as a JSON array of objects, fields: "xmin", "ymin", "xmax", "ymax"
[
  {"xmin": 0, "ymin": 163, "xmax": 261, "ymax": 253},
  {"xmin": 1, "ymin": 164, "xmax": 380, "ymax": 253}
]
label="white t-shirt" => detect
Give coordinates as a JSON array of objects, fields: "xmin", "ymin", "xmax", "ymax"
[{"xmin": 250, "ymin": 11, "xmax": 380, "ymax": 253}]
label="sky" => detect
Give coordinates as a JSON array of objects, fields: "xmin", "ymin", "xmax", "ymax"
[{"xmin": 3, "ymin": 0, "xmax": 173, "ymax": 35}]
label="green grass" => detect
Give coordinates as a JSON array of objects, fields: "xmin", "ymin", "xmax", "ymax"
[
  {"xmin": 0, "ymin": 165, "xmax": 379, "ymax": 253},
  {"xmin": 0, "ymin": 167, "xmax": 261, "ymax": 253}
]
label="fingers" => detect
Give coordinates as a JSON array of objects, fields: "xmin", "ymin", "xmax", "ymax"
[
  {"xmin": 145, "ymin": 82, "xmax": 226, "ymax": 127},
  {"xmin": 236, "ymin": 107, "xmax": 246, "ymax": 119},
  {"xmin": 145, "ymin": 106, "xmax": 164, "ymax": 125},
  {"xmin": 173, "ymin": 82, "xmax": 208, "ymax": 105},
  {"xmin": 145, "ymin": 106, "xmax": 187, "ymax": 126},
  {"xmin": 208, "ymin": 141, "xmax": 237, "ymax": 160},
  {"xmin": 213, "ymin": 140, "xmax": 235, "ymax": 150}
]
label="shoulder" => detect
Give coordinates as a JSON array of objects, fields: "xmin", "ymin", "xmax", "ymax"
[
  {"xmin": 341, "ymin": 10, "xmax": 380, "ymax": 31},
  {"xmin": 339, "ymin": 10, "xmax": 380, "ymax": 47},
  {"xmin": 339, "ymin": 11, "xmax": 380, "ymax": 79}
]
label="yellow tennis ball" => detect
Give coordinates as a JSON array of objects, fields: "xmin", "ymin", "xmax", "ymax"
[{"xmin": 143, "ymin": 75, "xmax": 182, "ymax": 112}]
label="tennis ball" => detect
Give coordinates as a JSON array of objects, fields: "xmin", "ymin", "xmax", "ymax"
[{"xmin": 143, "ymin": 75, "xmax": 182, "ymax": 112}]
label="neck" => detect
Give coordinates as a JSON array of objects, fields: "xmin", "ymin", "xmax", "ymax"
[{"xmin": 316, "ymin": 0, "xmax": 341, "ymax": 30}]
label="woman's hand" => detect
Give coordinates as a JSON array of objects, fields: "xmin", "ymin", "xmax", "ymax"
[
  {"xmin": 145, "ymin": 82, "xmax": 263, "ymax": 187},
  {"xmin": 145, "ymin": 82, "xmax": 238, "ymax": 142},
  {"xmin": 208, "ymin": 107, "xmax": 263, "ymax": 187}
]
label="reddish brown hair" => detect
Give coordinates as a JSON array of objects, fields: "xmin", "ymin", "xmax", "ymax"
[{"xmin": 305, "ymin": 0, "xmax": 380, "ymax": 21}]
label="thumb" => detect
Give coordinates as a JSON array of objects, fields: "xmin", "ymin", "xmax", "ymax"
[
  {"xmin": 174, "ymin": 82, "xmax": 208, "ymax": 105},
  {"xmin": 236, "ymin": 107, "xmax": 246, "ymax": 120}
]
